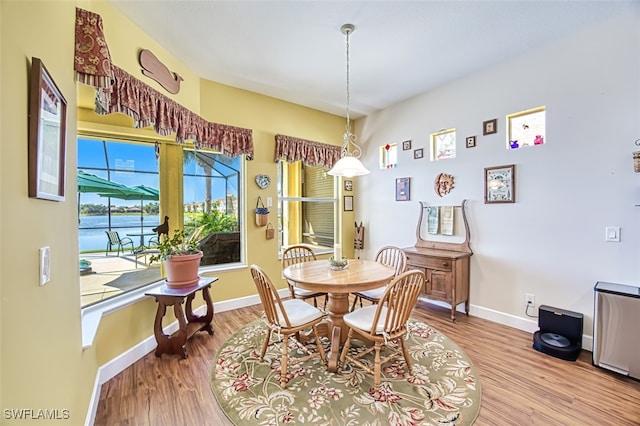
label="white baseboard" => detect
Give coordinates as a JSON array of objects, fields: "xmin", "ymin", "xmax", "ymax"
[
  {"xmin": 86, "ymin": 291, "xmax": 591, "ymax": 425},
  {"xmin": 419, "ymin": 298, "xmax": 593, "ymax": 352}
]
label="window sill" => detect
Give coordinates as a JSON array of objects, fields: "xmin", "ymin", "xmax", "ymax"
[{"xmin": 81, "ymin": 279, "xmax": 164, "ymax": 350}]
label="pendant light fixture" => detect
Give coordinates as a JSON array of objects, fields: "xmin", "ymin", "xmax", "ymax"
[{"xmin": 327, "ymin": 24, "xmax": 370, "ymax": 177}]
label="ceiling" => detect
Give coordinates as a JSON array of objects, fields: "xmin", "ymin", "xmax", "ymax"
[{"xmin": 110, "ymin": 1, "xmax": 634, "ymax": 119}]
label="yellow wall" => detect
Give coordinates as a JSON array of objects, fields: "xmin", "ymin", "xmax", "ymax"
[
  {"xmin": 1, "ymin": 0, "xmax": 90, "ymax": 422},
  {"xmin": 1, "ymin": 0, "xmax": 349, "ymax": 422}
]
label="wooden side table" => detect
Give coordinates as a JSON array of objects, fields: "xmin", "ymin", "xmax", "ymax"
[{"xmin": 145, "ymin": 277, "xmax": 218, "ymax": 358}]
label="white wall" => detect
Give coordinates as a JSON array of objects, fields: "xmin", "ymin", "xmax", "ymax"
[{"xmin": 355, "ymin": 10, "xmax": 640, "ymax": 337}]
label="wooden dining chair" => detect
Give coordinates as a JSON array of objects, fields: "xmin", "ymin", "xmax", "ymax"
[
  {"xmin": 282, "ymin": 245, "xmax": 327, "ymax": 309},
  {"xmin": 339, "ymin": 269, "xmax": 425, "ymax": 387},
  {"xmin": 350, "ymin": 245, "xmax": 407, "ymax": 311},
  {"xmin": 250, "ymin": 264, "xmax": 327, "ymax": 387}
]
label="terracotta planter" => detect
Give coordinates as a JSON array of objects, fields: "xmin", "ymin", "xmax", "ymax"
[{"xmin": 164, "ymin": 251, "xmax": 203, "ymax": 288}]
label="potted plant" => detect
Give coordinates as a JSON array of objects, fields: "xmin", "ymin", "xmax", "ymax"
[{"xmin": 149, "ymin": 229, "xmax": 203, "ymax": 288}]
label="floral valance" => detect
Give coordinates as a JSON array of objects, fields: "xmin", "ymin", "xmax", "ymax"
[
  {"xmin": 74, "ymin": 8, "xmax": 113, "ymax": 88},
  {"xmin": 74, "ymin": 7, "xmax": 253, "ymax": 157},
  {"xmin": 274, "ymin": 134, "xmax": 341, "ymax": 169}
]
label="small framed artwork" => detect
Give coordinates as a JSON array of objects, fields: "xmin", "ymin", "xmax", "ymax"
[
  {"xmin": 483, "ymin": 118, "xmax": 497, "ymax": 135},
  {"xmin": 414, "ymin": 148, "xmax": 424, "ymax": 159},
  {"xmin": 344, "ymin": 195, "xmax": 354, "ymax": 211},
  {"xmin": 484, "ymin": 164, "xmax": 515, "ymax": 204},
  {"xmin": 402, "ymin": 140, "xmax": 412, "ymax": 151},
  {"xmin": 344, "ymin": 179, "xmax": 353, "ymax": 191},
  {"xmin": 28, "ymin": 57, "xmax": 67, "ymax": 201},
  {"xmin": 395, "ymin": 177, "xmax": 410, "ymax": 201},
  {"xmin": 466, "ymin": 136, "xmax": 476, "ymax": 148}
]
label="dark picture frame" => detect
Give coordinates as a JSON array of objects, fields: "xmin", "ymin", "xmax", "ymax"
[
  {"xmin": 414, "ymin": 148, "xmax": 424, "ymax": 159},
  {"xmin": 344, "ymin": 179, "xmax": 353, "ymax": 191},
  {"xmin": 484, "ymin": 164, "xmax": 515, "ymax": 204},
  {"xmin": 466, "ymin": 136, "xmax": 476, "ymax": 148},
  {"xmin": 344, "ymin": 195, "xmax": 354, "ymax": 211},
  {"xmin": 402, "ymin": 140, "xmax": 412, "ymax": 151},
  {"xmin": 28, "ymin": 57, "xmax": 67, "ymax": 201},
  {"xmin": 395, "ymin": 177, "xmax": 410, "ymax": 201},
  {"xmin": 483, "ymin": 118, "xmax": 497, "ymax": 135}
]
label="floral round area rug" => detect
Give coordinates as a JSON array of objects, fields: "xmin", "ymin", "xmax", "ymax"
[{"xmin": 210, "ymin": 319, "xmax": 481, "ymax": 425}]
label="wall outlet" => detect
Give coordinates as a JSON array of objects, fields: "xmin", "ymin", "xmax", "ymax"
[{"xmin": 525, "ymin": 293, "xmax": 535, "ymax": 307}]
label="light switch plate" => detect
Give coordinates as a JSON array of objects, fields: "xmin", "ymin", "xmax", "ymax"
[
  {"xmin": 40, "ymin": 246, "xmax": 51, "ymax": 285},
  {"xmin": 266, "ymin": 197, "xmax": 273, "ymax": 207},
  {"xmin": 605, "ymin": 227, "xmax": 620, "ymax": 242}
]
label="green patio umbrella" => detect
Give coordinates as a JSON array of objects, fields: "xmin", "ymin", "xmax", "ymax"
[
  {"xmin": 77, "ymin": 170, "xmax": 138, "ymax": 222},
  {"xmin": 77, "ymin": 170, "xmax": 134, "ymax": 196}
]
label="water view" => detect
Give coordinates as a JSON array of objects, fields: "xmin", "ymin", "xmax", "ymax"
[{"xmin": 79, "ymin": 214, "xmax": 160, "ymax": 252}]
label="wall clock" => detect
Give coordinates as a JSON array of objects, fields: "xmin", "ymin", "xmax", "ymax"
[{"xmin": 255, "ymin": 174, "xmax": 271, "ymax": 189}]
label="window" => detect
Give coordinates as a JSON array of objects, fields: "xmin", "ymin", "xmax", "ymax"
[
  {"xmin": 278, "ymin": 161, "xmax": 337, "ymax": 253},
  {"xmin": 507, "ymin": 106, "xmax": 546, "ymax": 149},
  {"xmin": 379, "ymin": 143, "xmax": 398, "ymax": 169},
  {"xmin": 183, "ymin": 149, "xmax": 242, "ymax": 267},
  {"xmin": 78, "ymin": 138, "xmax": 160, "ymax": 308},
  {"xmin": 430, "ymin": 128, "xmax": 456, "ymax": 161}
]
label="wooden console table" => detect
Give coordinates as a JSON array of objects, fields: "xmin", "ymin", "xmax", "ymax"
[
  {"xmin": 404, "ymin": 200, "xmax": 472, "ymax": 321},
  {"xmin": 145, "ymin": 277, "xmax": 218, "ymax": 358}
]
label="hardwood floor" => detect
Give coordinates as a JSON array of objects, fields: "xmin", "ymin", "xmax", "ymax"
[{"xmin": 94, "ymin": 298, "xmax": 640, "ymax": 425}]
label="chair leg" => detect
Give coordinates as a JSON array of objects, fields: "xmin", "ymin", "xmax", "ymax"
[
  {"xmin": 312, "ymin": 297, "xmax": 318, "ymax": 308},
  {"xmin": 373, "ymin": 341, "xmax": 382, "ymax": 388},
  {"xmin": 280, "ymin": 334, "xmax": 289, "ymax": 387},
  {"xmin": 350, "ymin": 295, "xmax": 358, "ymax": 312},
  {"xmin": 400, "ymin": 337, "xmax": 413, "ymax": 375},
  {"xmin": 312, "ymin": 325, "xmax": 327, "ymax": 364},
  {"xmin": 259, "ymin": 332, "xmax": 270, "ymax": 360}
]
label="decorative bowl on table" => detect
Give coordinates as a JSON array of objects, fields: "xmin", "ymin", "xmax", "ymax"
[{"xmin": 329, "ymin": 256, "xmax": 348, "ymax": 270}]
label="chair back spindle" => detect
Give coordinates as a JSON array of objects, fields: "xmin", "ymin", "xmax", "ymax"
[
  {"xmin": 251, "ymin": 265, "xmax": 291, "ymax": 328},
  {"xmin": 375, "ymin": 246, "xmax": 407, "ymax": 277}
]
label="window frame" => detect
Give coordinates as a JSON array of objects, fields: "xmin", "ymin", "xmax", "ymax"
[
  {"xmin": 277, "ymin": 161, "xmax": 338, "ymax": 256},
  {"xmin": 430, "ymin": 128, "xmax": 457, "ymax": 161}
]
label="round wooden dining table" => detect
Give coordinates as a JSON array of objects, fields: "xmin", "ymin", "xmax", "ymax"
[{"xmin": 282, "ymin": 259, "xmax": 395, "ymax": 372}]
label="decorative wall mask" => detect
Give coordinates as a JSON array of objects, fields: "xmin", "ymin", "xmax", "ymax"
[
  {"xmin": 434, "ymin": 173, "xmax": 455, "ymax": 197},
  {"xmin": 139, "ymin": 49, "xmax": 183, "ymax": 94}
]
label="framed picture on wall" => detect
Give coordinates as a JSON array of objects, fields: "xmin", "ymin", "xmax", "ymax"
[
  {"xmin": 344, "ymin": 180, "xmax": 353, "ymax": 191},
  {"xmin": 402, "ymin": 140, "xmax": 412, "ymax": 150},
  {"xmin": 28, "ymin": 57, "xmax": 67, "ymax": 201},
  {"xmin": 395, "ymin": 177, "xmax": 410, "ymax": 201},
  {"xmin": 466, "ymin": 136, "xmax": 476, "ymax": 148},
  {"xmin": 484, "ymin": 164, "xmax": 515, "ymax": 203},
  {"xmin": 414, "ymin": 148, "xmax": 424, "ymax": 159},
  {"xmin": 483, "ymin": 118, "xmax": 497, "ymax": 135}
]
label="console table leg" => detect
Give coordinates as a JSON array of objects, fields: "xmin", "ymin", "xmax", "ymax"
[
  {"xmin": 153, "ymin": 296, "xmax": 188, "ymax": 358},
  {"xmin": 185, "ymin": 286, "xmax": 215, "ymax": 335}
]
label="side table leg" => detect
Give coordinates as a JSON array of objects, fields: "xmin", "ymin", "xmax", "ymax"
[
  {"xmin": 185, "ymin": 285, "xmax": 214, "ymax": 335},
  {"xmin": 153, "ymin": 295, "xmax": 188, "ymax": 358},
  {"xmin": 153, "ymin": 300, "xmax": 168, "ymax": 357}
]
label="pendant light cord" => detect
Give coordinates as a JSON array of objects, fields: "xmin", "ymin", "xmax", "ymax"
[{"xmin": 342, "ymin": 24, "xmax": 361, "ymax": 159}]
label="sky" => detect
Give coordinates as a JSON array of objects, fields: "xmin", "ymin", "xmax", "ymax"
[{"xmin": 77, "ymin": 138, "xmax": 240, "ymax": 207}]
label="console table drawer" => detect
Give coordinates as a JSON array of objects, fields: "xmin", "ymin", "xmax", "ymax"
[{"xmin": 406, "ymin": 255, "xmax": 452, "ymax": 271}]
